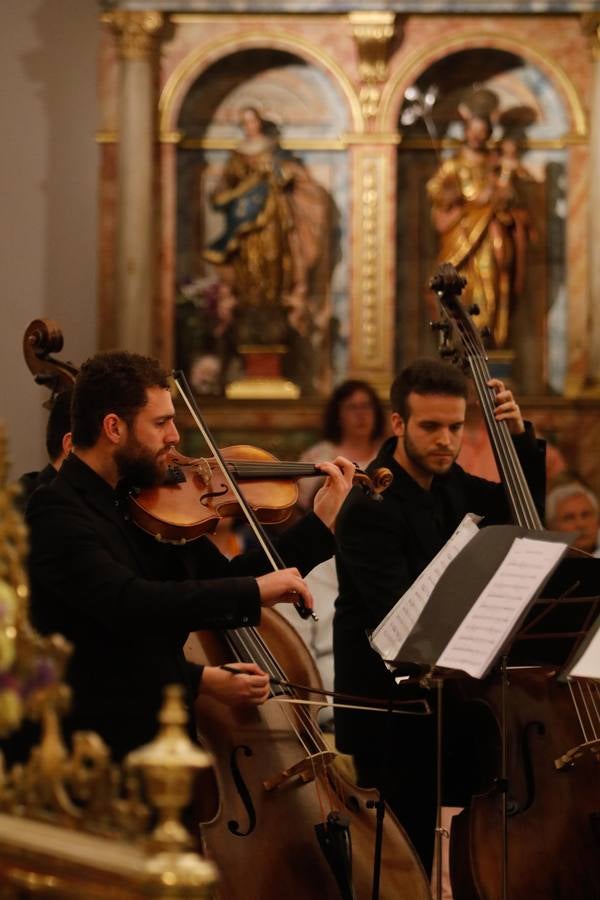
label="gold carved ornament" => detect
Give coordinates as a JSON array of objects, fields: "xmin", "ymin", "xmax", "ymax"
[
  {"xmin": 581, "ymin": 13, "xmax": 600, "ymax": 61},
  {"xmin": 102, "ymin": 10, "xmax": 165, "ymax": 61},
  {"xmin": 349, "ymin": 12, "xmax": 397, "ymax": 121}
]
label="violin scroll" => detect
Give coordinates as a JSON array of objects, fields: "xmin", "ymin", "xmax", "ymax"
[{"xmin": 364, "ymin": 467, "xmax": 393, "ymax": 500}]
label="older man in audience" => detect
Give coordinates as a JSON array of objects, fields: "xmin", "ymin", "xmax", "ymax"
[{"xmin": 547, "ymin": 482, "xmax": 600, "ymax": 556}]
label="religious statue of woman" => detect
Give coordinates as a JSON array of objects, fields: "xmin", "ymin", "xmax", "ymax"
[
  {"xmin": 203, "ymin": 107, "xmax": 327, "ymax": 347},
  {"xmin": 426, "ymin": 93, "xmax": 534, "ymax": 349}
]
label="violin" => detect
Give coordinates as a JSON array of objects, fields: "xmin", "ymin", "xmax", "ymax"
[
  {"xmin": 20, "ymin": 318, "xmax": 393, "ymax": 548},
  {"xmin": 129, "ymin": 444, "xmax": 393, "ymax": 544},
  {"xmin": 431, "ymin": 263, "xmax": 600, "ymax": 900}
]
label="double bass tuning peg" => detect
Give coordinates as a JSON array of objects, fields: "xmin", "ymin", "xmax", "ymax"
[
  {"xmin": 430, "ymin": 320, "xmax": 450, "ymax": 334},
  {"xmin": 468, "ymin": 304, "xmax": 480, "ymax": 316}
]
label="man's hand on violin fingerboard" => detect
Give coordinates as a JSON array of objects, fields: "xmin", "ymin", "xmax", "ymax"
[{"xmin": 312, "ymin": 456, "xmax": 356, "ymax": 529}]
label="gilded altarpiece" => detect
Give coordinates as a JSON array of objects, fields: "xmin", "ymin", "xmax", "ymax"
[{"xmin": 97, "ymin": 6, "xmax": 600, "ymax": 489}]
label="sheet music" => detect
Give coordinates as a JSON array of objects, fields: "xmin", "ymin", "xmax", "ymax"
[
  {"xmin": 436, "ymin": 537, "xmax": 567, "ymax": 678},
  {"xmin": 370, "ymin": 513, "xmax": 481, "ymax": 666},
  {"xmin": 567, "ymin": 616, "xmax": 600, "ymax": 681}
]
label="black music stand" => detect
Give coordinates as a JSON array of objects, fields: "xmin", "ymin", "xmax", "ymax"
[{"xmin": 376, "ymin": 525, "xmax": 589, "ymax": 900}]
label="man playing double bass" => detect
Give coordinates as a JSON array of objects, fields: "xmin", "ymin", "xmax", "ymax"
[
  {"xmin": 26, "ymin": 350, "xmax": 355, "ymax": 761},
  {"xmin": 333, "ymin": 358, "xmax": 546, "ymax": 876}
]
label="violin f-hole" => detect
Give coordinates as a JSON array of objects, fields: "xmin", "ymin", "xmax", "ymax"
[{"xmin": 200, "ymin": 485, "xmax": 229, "ymax": 508}]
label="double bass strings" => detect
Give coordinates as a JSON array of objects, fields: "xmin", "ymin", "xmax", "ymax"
[
  {"xmin": 568, "ymin": 677, "xmax": 600, "ymax": 747},
  {"xmin": 224, "ymin": 627, "xmax": 334, "ymax": 769},
  {"xmin": 221, "ymin": 624, "xmax": 344, "ymax": 813},
  {"xmin": 458, "ymin": 324, "xmax": 600, "ymax": 759},
  {"xmin": 456, "ymin": 321, "xmax": 540, "ymax": 528}
]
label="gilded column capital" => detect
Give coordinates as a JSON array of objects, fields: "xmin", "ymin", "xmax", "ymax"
[
  {"xmin": 349, "ymin": 12, "xmax": 398, "ymax": 121},
  {"xmin": 102, "ymin": 10, "xmax": 165, "ymax": 61},
  {"xmin": 581, "ymin": 13, "xmax": 600, "ymax": 60}
]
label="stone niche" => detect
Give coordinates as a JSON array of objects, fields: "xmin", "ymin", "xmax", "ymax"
[{"xmin": 98, "ymin": 4, "xmax": 600, "ymax": 490}]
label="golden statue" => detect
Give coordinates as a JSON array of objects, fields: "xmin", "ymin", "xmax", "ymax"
[
  {"xmin": 203, "ymin": 107, "xmax": 327, "ymax": 346},
  {"xmin": 426, "ymin": 93, "xmax": 535, "ymax": 349}
]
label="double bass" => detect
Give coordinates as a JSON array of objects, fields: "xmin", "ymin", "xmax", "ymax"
[
  {"xmin": 430, "ymin": 264, "xmax": 600, "ymax": 900},
  {"xmin": 23, "ymin": 320, "xmax": 432, "ymax": 900},
  {"xmin": 174, "ymin": 372, "xmax": 432, "ymax": 900}
]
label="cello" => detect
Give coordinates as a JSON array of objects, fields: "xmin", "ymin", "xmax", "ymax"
[{"xmin": 430, "ymin": 264, "xmax": 600, "ymax": 900}]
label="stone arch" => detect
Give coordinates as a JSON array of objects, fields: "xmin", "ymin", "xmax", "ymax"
[
  {"xmin": 159, "ymin": 30, "xmax": 363, "ymax": 137},
  {"xmin": 379, "ymin": 30, "xmax": 585, "ymax": 138}
]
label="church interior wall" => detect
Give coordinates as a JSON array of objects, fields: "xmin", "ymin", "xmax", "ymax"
[
  {"xmin": 3, "ymin": 3, "xmax": 600, "ymax": 494},
  {"xmin": 0, "ymin": 0, "xmax": 98, "ymax": 479}
]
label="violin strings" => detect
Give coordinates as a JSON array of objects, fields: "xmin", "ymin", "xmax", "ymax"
[{"xmin": 230, "ymin": 462, "xmax": 322, "ymax": 478}]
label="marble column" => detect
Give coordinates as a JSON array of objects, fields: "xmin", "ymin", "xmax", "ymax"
[
  {"xmin": 104, "ymin": 11, "xmax": 164, "ymax": 355},
  {"xmin": 583, "ymin": 15, "xmax": 600, "ymax": 387}
]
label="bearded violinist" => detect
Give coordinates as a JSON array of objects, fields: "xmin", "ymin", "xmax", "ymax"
[
  {"xmin": 26, "ymin": 350, "xmax": 355, "ymax": 761},
  {"xmin": 333, "ymin": 358, "xmax": 546, "ymax": 876}
]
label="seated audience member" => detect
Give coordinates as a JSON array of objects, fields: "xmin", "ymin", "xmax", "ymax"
[
  {"xmin": 297, "ymin": 379, "xmax": 386, "ymax": 512},
  {"xmin": 546, "ymin": 481, "xmax": 600, "ymax": 556},
  {"xmin": 279, "ymin": 380, "xmax": 386, "ymax": 722}
]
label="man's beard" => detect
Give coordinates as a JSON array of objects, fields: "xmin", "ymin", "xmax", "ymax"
[
  {"xmin": 115, "ymin": 437, "xmax": 166, "ymax": 488},
  {"xmin": 403, "ymin": 431, "xmax": 457, "ymax": 479}
]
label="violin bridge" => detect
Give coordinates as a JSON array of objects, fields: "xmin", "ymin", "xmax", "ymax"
[
  {"xmin": 262, "ymin": 750, "xmax": 336, "ymax": 792},
  {"xmin": 194, "ymin": 458, "xmax": 212, "ymax": 486}
]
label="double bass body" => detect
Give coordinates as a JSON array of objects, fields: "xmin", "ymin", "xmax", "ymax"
[
  {"xmin": 186, "ymin": 610, "xmax": 431, "ymax": 900},
  {"xmin": 451, "ymin": 668, "xmax": 600, "ymax": 900}
]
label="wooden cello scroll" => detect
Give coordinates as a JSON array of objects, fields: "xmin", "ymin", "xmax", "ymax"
[{"xmin": 23, "ymin": 319, "xmax": 78, "ymax": 406}]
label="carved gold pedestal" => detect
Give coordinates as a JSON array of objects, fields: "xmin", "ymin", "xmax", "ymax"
[{"xmin": 226, "ymin": 345, "xmax": 300, "ymax": 400}]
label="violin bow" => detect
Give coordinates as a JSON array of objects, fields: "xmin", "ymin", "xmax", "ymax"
[{"xmin": 171, "ymin": 370, "xmax": 317, "ymax": 622}]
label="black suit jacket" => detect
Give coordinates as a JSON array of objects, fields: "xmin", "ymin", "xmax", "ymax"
[
  {"xmin": 333, "ymin": 427, "xmax": 546, "ymax": 756},
  {"xmin": 26, "ymin": 453, "xmax": 334, "ymax": 759}
]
